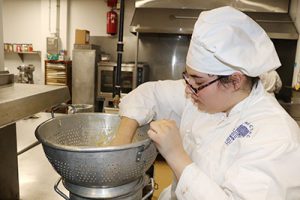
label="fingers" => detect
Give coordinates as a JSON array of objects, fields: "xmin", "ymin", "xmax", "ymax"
[
  {"xmin": 150, "ymin": 120, "xmax": 176, "ymax": 132},
  {"xmin": 149, "ymin": 121, "xmax": 163, "ymax": 134},
  {"xmin": 147, "ymin": 120, "xmax": 182, "ymax": 160},
  {"xmin": 147, "ymin": 129, "xmax": 158, "ymax": 140},
  {"xmin": 148, "ymin": 120, "xmax": 177, "ymax": 142}
]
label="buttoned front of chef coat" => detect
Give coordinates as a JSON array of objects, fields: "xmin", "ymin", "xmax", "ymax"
[{"xmin": 119, "ymin": 79, "xmax": 300, "ymax": 200}]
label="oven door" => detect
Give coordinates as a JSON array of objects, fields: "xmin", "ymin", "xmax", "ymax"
[{"xmin": 97, "ymin": 65, "xmax": 134, "ymax": 99}]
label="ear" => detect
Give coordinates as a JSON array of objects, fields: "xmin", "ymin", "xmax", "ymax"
[{"xmin": 229, "ymin": 72, "xmax": 244, "ymax": 90}]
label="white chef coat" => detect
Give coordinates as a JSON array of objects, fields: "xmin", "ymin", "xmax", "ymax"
[{"xmin": 119, "ymin": 79, "xmax": 300, "ymax": 200}]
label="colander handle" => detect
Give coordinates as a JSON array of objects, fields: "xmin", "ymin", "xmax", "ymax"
[
  {"xmin": 141, "ymin": 177, "xmax": 155, "ymax": 200},
  {"xmin": 136, "ymin": 140, "xmax": 153, "ymax": 162},
  {"xmin": 54, "ymin": 177, "xmax": 69, "ymax": 200}
]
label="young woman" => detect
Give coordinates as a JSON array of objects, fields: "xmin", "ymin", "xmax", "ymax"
[{"xmin": 112, "ymin": 6, "xmax": 300, "ymax": 200}]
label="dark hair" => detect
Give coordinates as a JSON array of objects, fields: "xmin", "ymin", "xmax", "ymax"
[
  {"xmin": 216, "ymin": 75, "xmax": 259, "ymax": 89},
  {"xmin": 248, "ymin": 76, "xmax": 260, "ymax": 89}
]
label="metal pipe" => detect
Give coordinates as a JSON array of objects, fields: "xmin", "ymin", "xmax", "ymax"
[
  {"xmin": 113, "ymin": 0, "xmax": 125, "ymax": 98},
  {"xmin": 56, "ymin": 0, "xmax": 60, "ymax": 37},
  {"xmin": 17, "ymin": 141, "xmax": 40, "ymax": 156},
  {"xmin": 133, "ymin": 31, "xmax": 139, "ymax": 89},
  {"xmin": 49, "ymin": 0, "xmax": 51, "ymax": 32}
]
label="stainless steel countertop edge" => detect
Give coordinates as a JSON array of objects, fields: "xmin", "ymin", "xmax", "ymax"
[{"xmin": 0, "ymin": 83, "xmax": 70, "ymax": 128}]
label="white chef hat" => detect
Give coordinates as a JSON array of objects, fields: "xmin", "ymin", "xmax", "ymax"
[{"xmin": 186, "ymin": 6, "xmax": 281, "ymax": 77}]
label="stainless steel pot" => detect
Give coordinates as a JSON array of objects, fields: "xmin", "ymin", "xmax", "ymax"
[
  {"xmin": 35, "ymin": 113, "xmax": 157, "ymax": 188},
  {"xmin": 69, "ymin": 104, "xmax": 93, "ymax": 113}
]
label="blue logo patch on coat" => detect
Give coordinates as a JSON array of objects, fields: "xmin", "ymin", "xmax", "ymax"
[{"xmin": 225, "ymin": 122, "xmax": 253, "ymax": 145}]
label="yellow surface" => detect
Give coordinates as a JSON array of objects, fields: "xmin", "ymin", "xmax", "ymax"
[{"xmin": 152, "ymin": 160, "xmax": 173, "ymax": 200}]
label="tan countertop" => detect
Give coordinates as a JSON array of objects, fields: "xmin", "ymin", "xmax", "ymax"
[{"xmin": 0, "ymin": 83, "xmax": 70, "ymax": 127}]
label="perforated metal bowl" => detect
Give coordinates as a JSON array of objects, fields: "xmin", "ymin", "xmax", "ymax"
[{"xmin": 35, "ymin": 113, "xmax": 157, "ymax": 188}]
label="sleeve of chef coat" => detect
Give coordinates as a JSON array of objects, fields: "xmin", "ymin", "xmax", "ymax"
[
  {"xmin": 175, "ymin": 140, "xmax": 300, "ymax": 200},
  {"xmin": 119, "ymin": 79, "xmax": 187, "ymax": 126}
]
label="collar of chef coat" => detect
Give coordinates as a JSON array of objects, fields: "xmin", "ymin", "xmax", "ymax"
[{"xmin": 225, "ymin": 80, "xmax": 265, "ymax": 118}]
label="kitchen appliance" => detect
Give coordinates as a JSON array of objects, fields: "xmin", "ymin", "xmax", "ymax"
[
  {"xmin": 72, "ymin": 46, "xmax": 101, "ymax": 111},
  {"xmin": 0, "ymin": 71, "xmax": 14, "ymax": 86},
  {"xmin": 130, "ymin": 0, "xmax": 298, "ymax": 39},
  {"xmin": 35, "ymin": 113, "xmax": 157, "ymax": 200},
  {"xmin": 47, "ymin": 37, "xmax": 59, "ymax": 54},
  {"xmin": 17, "ymin": 64, "xmax": 35, "ymax": 84},
  {"xmin": 97, "ymin": 61, "xmax": 149, "ymax": 100},
  {"xmin": 127, "ymin": 0, "xmax": 299, "ymax": 103}
]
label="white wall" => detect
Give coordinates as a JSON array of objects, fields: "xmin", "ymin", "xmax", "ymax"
[
  {"xmin": 39, "ymin": 0, "xmax": 69, "ymax": 84},
  {"xmin": 59, "ymin": 0, "xmax": 69, "ymax": 50},
  {"xmin": 0, "ymin": 0, "xmax": 4, "ymax": 70},
  {"xmin": 3, "ymin": 0, "xmax": 77, "ymax": 84},
  {"xmin": 68, "ymin": 0, "xmax": 108, "ymax": 53},
  {"xmin": 67, "ymin": 0, "xmax": 135, "ymax": 53},
  {"xmin": 3, "ymin": 0, "xmax": 43, "ymax": 83},
  {"xmin": 3, "ymin": 0, "xmax": 42, "ymax": 49}
]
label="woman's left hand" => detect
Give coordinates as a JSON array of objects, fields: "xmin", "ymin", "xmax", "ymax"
[
  {"xmin": 148, "ymin": 120, "xmax": 183, "ymax": 159},
  {"xmin": 148, "ymin": 120, "xmax": 192, "ymax": 179}
]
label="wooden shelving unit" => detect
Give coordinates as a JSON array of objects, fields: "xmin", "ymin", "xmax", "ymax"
[{"xmin": 45, "ymin": 60, "xmax": 72, "ymax": 102}]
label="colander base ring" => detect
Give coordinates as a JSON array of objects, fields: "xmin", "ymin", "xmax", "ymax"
[{"xmin": 62, "ymin": 176, "xmax": 145, "ymax": 199}]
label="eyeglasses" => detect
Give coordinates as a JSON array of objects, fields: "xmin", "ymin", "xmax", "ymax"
[{"xmin": 182, "ymin": 71, "xmax": 226, "ymax": 95}]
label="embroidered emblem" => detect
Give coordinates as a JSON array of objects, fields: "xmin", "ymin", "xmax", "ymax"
[{"xmin": 225, "ymin": 122, "xmax": 253, "ymax": 145}]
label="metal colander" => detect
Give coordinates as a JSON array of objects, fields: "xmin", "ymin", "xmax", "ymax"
[{"xmin": 35, "ymin": 113, "xmax": 157, "ymax": 188}]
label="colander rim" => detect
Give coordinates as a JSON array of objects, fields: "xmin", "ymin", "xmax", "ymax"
[{"xmin": 35, "ymin": 113, "xmax": 153, "ymax": 152}]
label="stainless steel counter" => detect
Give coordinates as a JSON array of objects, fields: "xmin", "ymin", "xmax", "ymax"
[
  {"xmin": 0, "ymin": 83, "xmax": 70, "ymax": 199},
  {"xmin": 0, "ymin": 83, "xmax": 70, "ymax": 127}
]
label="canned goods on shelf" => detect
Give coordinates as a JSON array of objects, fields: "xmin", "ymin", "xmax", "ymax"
[
  {"xmin": 21, "ymin": 44, "xmax": 28, "ymax": 52},
  {"xmin": 28, "ymin": 44, "xmax": 33, "ymax": 52},
  {"xmin": 8, "ymin": 44, "xmax": 13, "ymax": 52},
  {"xmin": 16, "ymin": 44, "xmax": 22, "ymax": 52},
  {"xmin": 4, "ymin": 43, "xmax": 9, "ymax": 52},
  {"xmin": 13, "ymin": 44, "xmax": 18, "ymax": 52}
]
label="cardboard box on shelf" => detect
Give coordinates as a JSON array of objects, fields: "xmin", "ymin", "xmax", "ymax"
[{"xmin": 75, "ymin": 29, "xmax": 90, "ymax": 44}]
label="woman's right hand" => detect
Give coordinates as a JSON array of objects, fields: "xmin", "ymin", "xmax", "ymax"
[{"xmin": 110, "ymin": 116, "xmax": 139, "ymax": 146}]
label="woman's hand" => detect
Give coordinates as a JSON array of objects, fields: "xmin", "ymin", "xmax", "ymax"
[
  {"xmin": 148, "ymin": 120, "xmax": 192, "ymax": 179},
  {"xmin": 110, "ymin": 117, "xmax": 138, "ymax": 146},
  {"xmin": 148, "ymin": 120, "xmax": 182, "ymax": 158}
]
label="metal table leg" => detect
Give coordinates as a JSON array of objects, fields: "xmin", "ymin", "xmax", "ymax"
[{"xmin": 0, "ymin": 123, "xmax": 19, "ymax": 199}]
